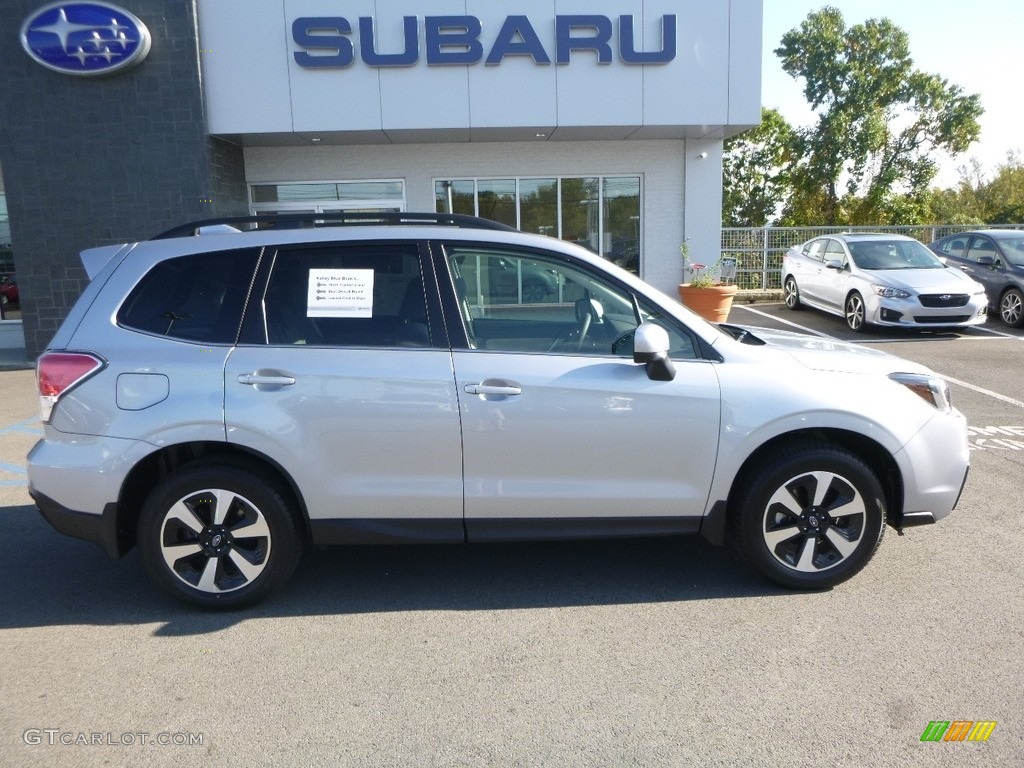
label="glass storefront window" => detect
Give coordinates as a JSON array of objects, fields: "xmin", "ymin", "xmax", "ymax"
[
  {"xmin": 477, "ymin": 179, "xmax": 516, "ymax": 227},
  {"xmin": 434, "ymin": 180, "xmax": 475, "ymax": 216},
  {"xmin": 0, "ymin": 193, "xmax": 13, "ymax": 276},
  {"xmin": 436, "ymin": 176, "xmax": 641, "ymax": 274},
  {"xmin": 603, "ymin": 177, "xmax": 641, "ymax": 273},
  {"xmin": 251, "ymin": 181, "xmax": 405, "ymax": 205},
  {"xmin": 518, "ymin": 179, "xmax": 557, "ymax": 239},
  {"xmin": 560, "ymin": 177, "xmax": 600, "ymax": 254}
]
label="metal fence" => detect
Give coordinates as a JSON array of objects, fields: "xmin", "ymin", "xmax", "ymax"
[{"xmin": 721, "ymin": 224, "xmax": 1024, "ymax": 290}]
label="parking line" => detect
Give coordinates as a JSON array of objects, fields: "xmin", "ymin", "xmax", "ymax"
[
  {"xmin": 0, "ymin": 418, "xmax": 42, "ymax": 437},
  {"xmin": 732, "ymin": 305, "xmax": 833, "ymax": 337},
  {"xmin": 0, "ymin": 459, "xmax": 27, "ymax": 487},
  {"xmin": 940, "ymin": 376, "xmax": 1024, "ymax": 409},
  {"xmin": 973, "ymin": 325, "xmax": 1022, "ymax": 340}
]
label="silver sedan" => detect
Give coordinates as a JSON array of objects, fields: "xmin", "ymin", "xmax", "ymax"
[{"xmin": 782, "ymin": 233, "xmax": 988, "ymax": 332}]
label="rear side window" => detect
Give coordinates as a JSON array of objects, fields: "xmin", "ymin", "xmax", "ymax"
[
  {"xmin": 245, "ymin": 242, "xmax": 432, "ymax": 348},
  {"xmin": 118, "ymin": 248, "xmax": 260, "ymax": 343},
  {"xmin": 803, "ymin": 240, "xmax": 825, "ymax": 261}
]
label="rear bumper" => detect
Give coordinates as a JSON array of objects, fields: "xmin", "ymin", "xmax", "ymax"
[
  {"xmin": 30, "ymin": 489, "xmax": 127, "ymax": 558},
  {"xmin": 27, "ymin": 433, "xmax": 152, "ymax": 557}
]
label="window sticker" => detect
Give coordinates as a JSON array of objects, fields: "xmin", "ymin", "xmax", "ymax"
[{"xmin": 307, "ymin": 269, "xmax": 374, "ymax": 317}]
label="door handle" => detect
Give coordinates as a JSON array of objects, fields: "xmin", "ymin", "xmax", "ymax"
[
  {"xmin": 237, "ymin": 372, "xmax": 296, "ymax": 387},
  {"xmin": 464, "ymin": 381, "xmax": 522, "ymax": 397}
]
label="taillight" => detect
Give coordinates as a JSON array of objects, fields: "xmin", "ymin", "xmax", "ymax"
[{"xmin": 37, "ymin": 352, "xmax": 105, "ymax": 423}]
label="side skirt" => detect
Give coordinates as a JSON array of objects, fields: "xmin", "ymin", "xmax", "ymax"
[{"xmin": 309, "ymin": 517, "xmax": 703, "ymax": 545}]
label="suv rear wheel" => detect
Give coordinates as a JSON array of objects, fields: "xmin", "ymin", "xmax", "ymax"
[
  {"xmin": 138, "ymin": 463, "xmax": 303, "ymax": 608},
  {"xmin": 731, "ymin": 442, "xmax": 886, "ymax": 589}
]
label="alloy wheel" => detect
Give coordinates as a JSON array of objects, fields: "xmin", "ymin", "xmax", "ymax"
[
  {"xmin": 761, "ymin": 470, "xmax": 866, "ymax": 574},
  {"xmin": 845, "ymin": 293, "xmax": 865, "ymax": 331},
  {"xmin": 159, "ymin": 488, "xmax": 272, "ymax": 594},
  {"xmin": 1000, "ymin": 289, "xmax": 1023, "ymax": 327},
  {"xmin": 784, "ymin": 277, "xmax": 801, "ymax": 309}
]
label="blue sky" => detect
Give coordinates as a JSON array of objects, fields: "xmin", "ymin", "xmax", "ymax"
[{"xmin": 761, "ymin": 0, "xmax": 1023, "ymax": 187}]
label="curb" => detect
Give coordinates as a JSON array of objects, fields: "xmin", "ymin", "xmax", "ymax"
[{"xmin": 734, "ymin": 289, "xmax": 783, "ymax": 304}]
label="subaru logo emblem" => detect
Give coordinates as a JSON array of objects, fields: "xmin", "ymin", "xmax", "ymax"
[
  {"xmin": 940, "ymin": 294, "xmax": 951, "ymax": 301},
  {"xmin": 20, "ymin": 1, "xmax": 151, "ymax": 77}
]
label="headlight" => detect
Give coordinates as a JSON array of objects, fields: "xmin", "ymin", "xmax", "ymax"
[
  {"xmin": 889, "ymin": 373, "xmax": 952, "ymax": 412},
  {"xmin": 873, "ymin": 285, "xmax": 911, "ymax": 299}
]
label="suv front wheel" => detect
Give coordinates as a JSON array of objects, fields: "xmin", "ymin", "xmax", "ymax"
[
  {"xmin": 731, "ymin": 442, "xmax": 886, "ymax": 589},
  {"xmin": 138, "ymin": 463, "xmax": 303, "ymax": 608}
]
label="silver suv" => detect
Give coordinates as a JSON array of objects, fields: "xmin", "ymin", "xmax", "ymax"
[{"xmin": 28, "ymin": 213, "xmax": 970, "ymax": 608}]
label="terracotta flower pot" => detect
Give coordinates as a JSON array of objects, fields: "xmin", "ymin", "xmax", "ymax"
[{"xmin": 677, "ymin": 283, "xmax": 738, "ymax": 323}]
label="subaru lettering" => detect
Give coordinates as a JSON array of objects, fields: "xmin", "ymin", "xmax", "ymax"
[{"xmin": 292, "ymin": 14, "xmax": 677, "ymax": 68}]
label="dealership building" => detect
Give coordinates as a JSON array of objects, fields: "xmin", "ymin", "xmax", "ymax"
[{"xmin": 0, "ymin": 0, "xmax": 762, "ymax": 358}]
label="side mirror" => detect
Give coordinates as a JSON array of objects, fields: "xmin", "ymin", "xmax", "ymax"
[
  {"xmin": 824, "ymin": 258, "xmax": 844, "ymax": 271},
  {"xmin": 633, "ymin": 322, "xmax": 676, "ymax": 381},
  {"xmin": 976, "ymin": 255, "xmax": 995, "ymax": 267}
]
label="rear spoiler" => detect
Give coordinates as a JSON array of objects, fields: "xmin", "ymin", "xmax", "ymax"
[{"xmin": 80, "ymin": 243, "xmax": 135, "ymax": 280}]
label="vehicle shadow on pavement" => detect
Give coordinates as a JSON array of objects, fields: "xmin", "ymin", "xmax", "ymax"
[{"xmin": 0, "ymin": 502, "xmax": 790, "ymax": 634}]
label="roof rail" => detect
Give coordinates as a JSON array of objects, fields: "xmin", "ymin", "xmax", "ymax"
[{"xmin": 151, "ymin": 211, "xmax": 519, "ymax": 240}]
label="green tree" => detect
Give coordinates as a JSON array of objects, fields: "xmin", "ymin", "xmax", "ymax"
[
  {"xmin": 928, "ymin": 153, "xmax": 1024, "ymax": 224},
  {"xmin": 722, "ymin": 108, "xmax": 795, "ymax": 226},
  {"xmin": 979, "ymin": 153, "xmax": 1024, "ymax": 223},
  {"xmin": 776, "ymin": 6, "xmax": 983, "ymax": 225},
  {"xmin": 927, "ymin": 159, "xmax": 988, "ymax": 224}
]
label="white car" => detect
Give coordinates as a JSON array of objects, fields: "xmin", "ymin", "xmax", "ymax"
[
  {"xmin": 782, "ymin": 233, "xmax": 988, "ymax": 331},
  {"xmin": 28, "ymin": 213, "xmax": 970, "ymax": 608}
]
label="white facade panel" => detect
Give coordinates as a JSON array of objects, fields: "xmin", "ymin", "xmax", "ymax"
[
  {"xmin": 198, "ymin": 0, "xmax": 762, "ymax": 140},
  {"xmin": 285, "ymin": 0, "xmax": 383, "ymax": 133},
  {"xmin": 197, "ymin": 0, "xmax": 293, "ymax": 134},
  {"xmin": 728, "ymin": 0, "xmax": 764, "ymax": 128},
  {"xmin": 641, "ymin": 0, "xmax": 730, "ymax": 129},
  {"xmin": 466, "ymin": 0, "xmax": 558, "ymax": 131}
]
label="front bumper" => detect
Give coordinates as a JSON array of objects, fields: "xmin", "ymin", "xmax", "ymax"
[
  {"xmin": 869, "ymin": 295, "xmax": 988, "ymax": 328},
  {"xmin": 892, "ymin": 407, "xmax": 970, "ymax": 527}
]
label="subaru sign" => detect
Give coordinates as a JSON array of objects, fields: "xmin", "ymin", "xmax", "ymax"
[
  {"xmin": 292, "ymin": 14, "xmax": 677, "ymax": 68},
  {"xmin": 20, "ymin": 1, "xmax": 152, "ymax": 77}
]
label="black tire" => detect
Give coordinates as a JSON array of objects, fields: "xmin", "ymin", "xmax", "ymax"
[
  {"xmin": 138, "ymin": 463, "xmax": 303, "ymax": 609},
  {"xmin": 845, "ymin": 291, "xmax": 868, "ymax": 332},
  {"xmin": 730, "ymin": 441, "xmax": 886, "ymax": 589},
  {"xmin": 783, "ymin": 276, "xmax": 802, "ymax": 310},
  {"xmin": 999, "ymin": 287, "xmax": 1024, "ymax": 327}
]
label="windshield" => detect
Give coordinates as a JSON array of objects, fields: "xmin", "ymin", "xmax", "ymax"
[
  {"xmin": 992, "ymin": 235, "xmax": 1024, "ymax": 267},
  {"xmin": 848, "ymin": 240, "xmax": 944, "ymax": 270}
]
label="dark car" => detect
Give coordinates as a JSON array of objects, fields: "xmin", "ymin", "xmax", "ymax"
[
  {"xmin": 929, "ymin": 230, "xmax": 1024, "ymax": 327},
  {"xmin": 0, "ymin": 275, "xmax": 17, "ymax": 306}
]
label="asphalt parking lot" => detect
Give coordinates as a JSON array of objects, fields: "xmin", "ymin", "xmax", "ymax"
[{"xmin": 1, "ymin": 305, "xmax": 1022, "ymax": 767}]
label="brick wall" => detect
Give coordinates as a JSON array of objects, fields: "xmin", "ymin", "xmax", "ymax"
[{"xmin": 0, "ymin": 1, "xmax": 248, "ymax": 357}]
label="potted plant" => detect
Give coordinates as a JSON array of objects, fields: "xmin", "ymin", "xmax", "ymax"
[{"xmin": 677, "ymin": 242, "xmax": 738, "ymax": 323}]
